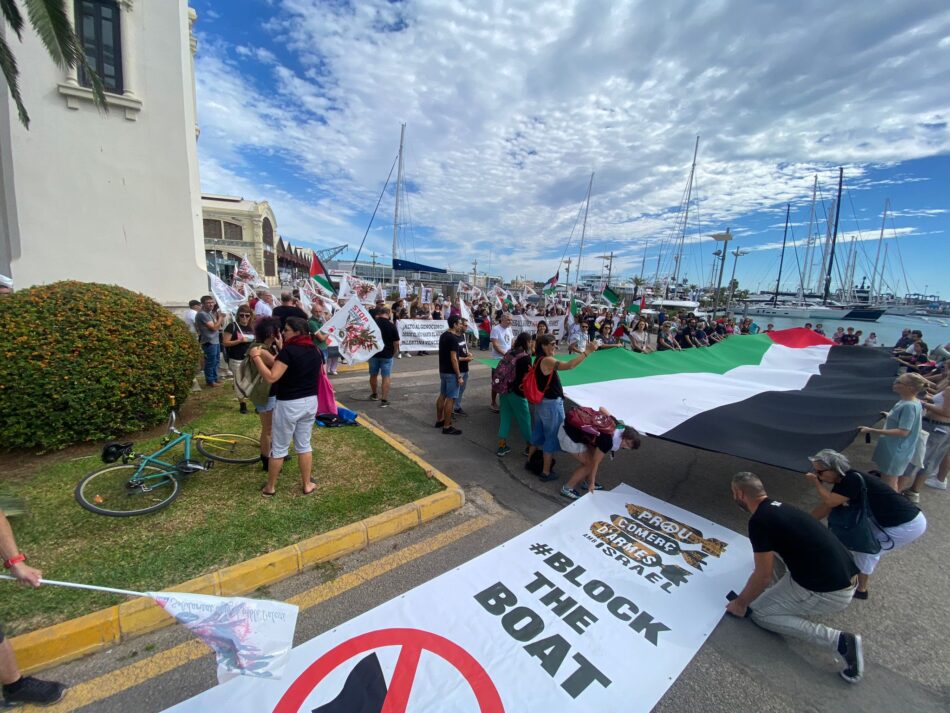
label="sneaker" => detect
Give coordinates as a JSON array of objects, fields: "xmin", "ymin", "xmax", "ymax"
[
  {"xmin": 496, "ymin": 445, "xmax": 512, "ymax": 457},
  {"xmin": 901, "ymin": 489, "xmax": 920, "ymax": 503},
  {"xmin": 925, "ymin": 477, "xmax": 948, "ymax": 490},
  {"xmin": 434, "ymin": 421, "xmax": 444, "ymax": 429},
  {"xmin": 380, "ymin": 400, "xmax": 389, "ymax": 408},
  {"xmin": 442, "ymin": 427, "xmax": 462, "ymax": 435},
  {"xmin": 522, "ymin": 446, "xmax": 531, "ymax": 457},
  {"xmin": 585, "ymin": 482, "xmax": 605, "ymax": 492},
  {"xmin": 454, "ymin": 408, "xmax": 468, "ymax": 417},
  {"xmin": 369, "ymin": 393, "xmax": 378, "ymax": 401},
  {"xmin": 2, "ymin": 676, "xmax": 67, "ymax": 706},
  {"xmin": 539, "ymin": 472, "xmax": 558, "ymax": 483},
  {"xmin": 239, "ymin": 402, "xmax": 248, "ymax": 414},
  {"xmin": 560, "ymin": 486, "xmax": 581, "ymax": 500},
  {"xmin": 405, "ymin": 352, "xmax": 412, "ymax": 358},
  {"xmin": 397, "ymin": 353, "xmax": 403, "ymax": 359},
  {"xmin": 838, "ymin": 632, "xmax": 864, "ymax": 684}
]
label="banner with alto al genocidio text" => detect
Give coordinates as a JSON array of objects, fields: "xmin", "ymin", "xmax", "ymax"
[
  {"xmin": 164, "ymin": 485, "xmax": 752, "ymax": 713},
  {"xmin": 396, "ymin": 319, "xmax": 449, "ymax": 352}
]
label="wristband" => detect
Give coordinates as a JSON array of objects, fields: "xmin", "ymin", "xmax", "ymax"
[{"xmin": 4, "ymin": 553, "xmax": 26, "ymax": 569}]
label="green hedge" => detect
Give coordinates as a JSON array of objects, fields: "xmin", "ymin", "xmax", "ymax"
[{"xmin": 0, "ymin": 281, "xmax": 201, "ymax": 450}]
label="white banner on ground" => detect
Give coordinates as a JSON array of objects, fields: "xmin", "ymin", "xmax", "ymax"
[
  {"xmin": 397, "ymin": 319, "xmax": 449, "ymax": 352},
  {"xmin": 164, "ymin": 485, "xmax": 752, "ymax": 713},
  {"xmin": 318, "ymin": 296, "xmax": 383, "ymax": 364},
  {"xmin": 510, "ymin": 314, "xmax": 569, "ymax": 341},
  {"xmin": 149, "ymin": 592, "xmax": 298, "ymax": 684}
]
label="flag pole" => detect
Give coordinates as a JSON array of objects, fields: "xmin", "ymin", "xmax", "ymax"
[{"xmin": 0, "ymin": 574, "xmax": 144, "ymax": 598}]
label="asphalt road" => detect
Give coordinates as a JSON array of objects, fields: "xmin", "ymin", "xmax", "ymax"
[{"xmin": 26, "ymin": 353, "xmax": 950, "ymax": 712}]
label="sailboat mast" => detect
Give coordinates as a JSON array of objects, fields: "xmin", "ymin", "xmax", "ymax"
[
  {"xmin": 574, "ymin": 172, "xmax": 594, "ymax": 290},
  {"xmin": 773, "ymin": 203, "xmax": 790, "ymax": 305},
  {"xmin": 801, "ymin": 175, "xmax": 817, "ymax": 295},
  {"xmin": 392, "ymin": 123, "xmax": 406, "ymax": 264},
  {"xmin": 823, "ymin": 167, "xmax": 844, "ymax": 304},
  {"xmin": 671, "ymin": 136, "xmax": 699, "ymax": 294},
  {"xmin": 870, "ymin": 198, "xmax": 889, "ymax": 303}
]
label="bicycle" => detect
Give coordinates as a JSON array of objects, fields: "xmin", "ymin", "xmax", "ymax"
[{"xmin": 75, "ymin": 397, "xmax": 260, "ymax": 517}]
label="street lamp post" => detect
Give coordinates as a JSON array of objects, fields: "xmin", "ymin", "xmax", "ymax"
[
  {"xmin": 710, "ymin": 229, "xmax": 731, "ymax": 320},
  {"xmin": 726, "ymin": 247, "xmax": 750, "ymax": 314}
]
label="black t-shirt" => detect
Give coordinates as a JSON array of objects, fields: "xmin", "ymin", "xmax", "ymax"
[
  {"xmin": 225, "ymin": 322, "xmax": 253, "ymax": 360},
  {"xmin": 274, "ymin": 342, "xmax": 321, "ymax": 401},
  {"xmin": 372, "ymin": 318, "xmax": 399, "ymax": 359},
  {"xmin": 832, "ymin": 470, "xmax": 920, "ymax": 528},
  {"xmin": 584, "ymin": 315, "xmax": 597, "ymax": 338},
  {"xmin": 677, "ymin": 327, "xmax": 694, "ymax": 348},
  {"xmin": 536, "ymin": 358, "xmax": 564, "ymax": 400},
  {"xmin": 457, "ymin": 335, "xmax": 470, "ymax": 374},
  {"xmin": 439, "ymin": 331, "xmax": 460, "ymax": 374},
  {"xmin": 749, "ymin": 500, "xmax": 858, "ymax": 593},
  {"xmin": 511, "ymin": 352, "xmax": 532, "ymax": 398},
  {"xmin": 272, "ymin": 305, "xmax": 308, "ymax": 327},
  {"xmin": 840, "ymin": 334, "xmax": 859, "ymax": 346}
]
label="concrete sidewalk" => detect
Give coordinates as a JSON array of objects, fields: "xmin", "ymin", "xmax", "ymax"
[{"xmin": 333, "ymin": 352, "xmax": 950, "ymax": 711}]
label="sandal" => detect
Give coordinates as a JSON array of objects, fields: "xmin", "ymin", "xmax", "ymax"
[
  {"xmin": 301, "ymin": 484, "xmax": 316, "ymax": 496},
  {"xmin": 260, "ymin": 488, "xmax": 276, "ymax": 498}
]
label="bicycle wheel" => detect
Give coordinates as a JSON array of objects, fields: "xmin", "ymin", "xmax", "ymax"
[
  {"xmin": 196, "ymin": 433, "xmax": 261, "ymax": 464},
  {"xmin": 75, "ymin": 464, "xmax": 180, "ymax": 517}
]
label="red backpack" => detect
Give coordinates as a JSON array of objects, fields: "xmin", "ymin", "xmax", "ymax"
[
  {"xmin": 564, "ymin": 406, "xmax": 617, "ymax": 444},
  {"xmin": 522, "ymin": 360, "xmax": 554, "ymax": 405}
]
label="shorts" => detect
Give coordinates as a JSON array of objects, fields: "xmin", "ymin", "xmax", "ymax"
[
  {"xmin": 368, "ymin": 356, "xmax": 394, "ymax": 377},
  {"xmin": 254, "ymin": 395, "xmax": 277, "ymax": 414},
  {"xmin": 850, "ymin": 511, "xmax": 927, "ymax": 574},
  {"xmin": 271, "ymin": 395, "xmax": 318, "ymax": 458},
  {"xmin": 557, "ymin": 424, "xmax": 587, "ymax": 454},
  {"xmin": 531, "ymin": 397, "xmax": 564, "ymax": 454},
  {"xmin": 440, "ymin": 373, "xmax": 461, "ymax": 399}
]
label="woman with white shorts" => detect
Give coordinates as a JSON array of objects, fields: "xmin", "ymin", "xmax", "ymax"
[
  {"xmin": 249, "ymin": 317, "xmax": 322, "ymax": 497},
  {"xmin": 807, "ymin": 448, "xmax": 926, "ymax": 600}
]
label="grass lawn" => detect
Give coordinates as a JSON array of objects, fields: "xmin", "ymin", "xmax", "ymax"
[{"xmin": 0, "ymin": 388, "xmax": 442, "ymax": 635}]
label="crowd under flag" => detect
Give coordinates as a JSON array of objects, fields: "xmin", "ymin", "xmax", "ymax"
[
  {"xmin": 602, "ymin": 285, "xmax": 621, "ymax": 306},
  {"xmin": 309, "ymin": 254, "xmax": 336, "ymax": 296},
  {"xmin": 628, "ymin": 296, "xmax": 647, "ymax": 314},
  {"xmin": 551, "ymin": 328, "xmax": 897, "ymax": 470},
  {"xmin": 543, "ymin": 271, "xmax": 559, "ymax": 295}
]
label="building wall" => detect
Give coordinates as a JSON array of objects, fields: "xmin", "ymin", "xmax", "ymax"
[
  {"xmin": 202, "ymin": 198, "xmax": 280, "ymax": 287},
  {"xmin": 0, "ymin": 1, "xmax": 207, "ymax": 307}
]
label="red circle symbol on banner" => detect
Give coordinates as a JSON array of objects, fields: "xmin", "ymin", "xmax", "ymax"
[{"xmin": 272, "ymin": 628, "xmax": 505, "ymax": 713}]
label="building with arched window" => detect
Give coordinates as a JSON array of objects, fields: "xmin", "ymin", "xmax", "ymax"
[
  {"xmin": 202, "ymin": 195, "xmax": 282, "ymax": 286},
  {"xmin": 0, "ymin": 1, "xmax": 207, "ymax": 306}
]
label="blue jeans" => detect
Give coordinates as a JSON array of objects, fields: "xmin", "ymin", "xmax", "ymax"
[
  {"xmin": 202, "ymin": 342, "xmax": 220, "ymax": 385},
  {"xmin": 455, "ymin": 374, "xmax": 468, "ymax": 411},
  {"xmin": 440, "ymin": 373, "xmax": 461, "ymax": 399},
  {"xmin": 368, "ymin": 356, "xmax": 394, "ymax": 377},
  {"xmin": 531, "ymin": 397, "xmax": 564, "ymax": 453}
]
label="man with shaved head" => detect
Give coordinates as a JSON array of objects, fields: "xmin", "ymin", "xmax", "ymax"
[{"xmin": 728, "ymin": 472, "xmax": 864, "ymax": 684}]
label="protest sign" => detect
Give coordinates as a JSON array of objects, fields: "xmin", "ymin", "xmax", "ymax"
[
  {"xmin": 338, "ymin": 274, "xmax": 380, "ymax": 305},
  {"xmin": 208, "ymin": 274, "xmax": 246, "ymax": 317},
  {"xmin": 318, "ymin": 297, "xmax": 382, "ymax": 364},
  {"xmin": 165, "ymin": 485, "xmax": 751, "ymax": 712},
  {"xmin": 397, "ymin": 319, "xmax": 449, "ymax": 352},
  {"xmin": 150, "ymin": 592, "xmax": 298, "ymax": 684},
  {"xmin": 510, "ymin": 314, "xmax": 568, "ymax": 341}
]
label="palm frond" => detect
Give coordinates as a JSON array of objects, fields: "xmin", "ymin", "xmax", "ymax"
[
  {"xmin": 76, "ymin": 50, "xmax": 107, "ymax": 111},
  {"xmin": 23, "ymin": 0, "xmax": 80, "ymax": 67},
  {"xmin": 0, "ymin": 31, "xmax": 29, "ymax": 127},
  {"xmin": 1, "ymin": 0, "xmax": 25, "ymax": 39}
]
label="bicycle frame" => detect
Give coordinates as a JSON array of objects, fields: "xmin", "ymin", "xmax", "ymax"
[{"xmin": 128, "ymin": 409, "xmax": 195, "ymax": 480}]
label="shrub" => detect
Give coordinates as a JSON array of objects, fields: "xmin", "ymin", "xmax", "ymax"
[{"xmin": 0, "ymin": 281, "xmax": 201, "ymax": 450}]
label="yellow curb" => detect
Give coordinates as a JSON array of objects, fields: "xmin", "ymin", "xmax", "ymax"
[
  {"xmin": 336, "ymin": 361, "xmax": 368, "ymax": 373},
  {"xmin": 12, "ymin": 607, "xmax": 120, "ymax": 673},
  {"xmin": 10, "ymin": 399, "xmax": 465, "ymax": 675}
]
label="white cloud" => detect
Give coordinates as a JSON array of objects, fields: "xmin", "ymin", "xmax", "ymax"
[{"xmin": 193, "ymin": 0, "xmax": 950, "ymax": 283}]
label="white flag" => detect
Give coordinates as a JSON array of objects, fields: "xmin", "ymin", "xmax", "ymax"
[
  {"xmin": 338, "ymin": 274, "xmax": 379, "ymax": 305},
  {"xmin": 148, "ymin": 592, "xmax": 298, "ymax": 683},
  {"xmin": 459, "ymin": 298, "xmax": 478, "ymax": 336},
  {"xmin": 231, "ymin": 256, "xmax": 268, "ymax": 289},
  {"xmin": 208, "ymin": 274, "xmax": 247, "ymax": 316},
  {"xmin": 318, "ymin": 296, "xmax": 383, "ymax": 364}
]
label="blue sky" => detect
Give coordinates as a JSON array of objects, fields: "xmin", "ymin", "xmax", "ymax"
[{"xmin": 192, "ymin": 0, "xmax": 950, "ymax": 298}]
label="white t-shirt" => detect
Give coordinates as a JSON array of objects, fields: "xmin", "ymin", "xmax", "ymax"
[
  {"xmin": 490, "ymin": 325, "xmax": 513, "ymax": 359},
  {"xmin": 182, "ymin": 308, "xmax": 198, "ymax": 336},
  {"xmin": 254, "ymin": 300, "xmax": 273, "ymax": 318}
]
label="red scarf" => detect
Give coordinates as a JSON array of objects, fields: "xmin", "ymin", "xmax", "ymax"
[{"xmin": 284, "ymin": 334, "xmax": 314, "ymax": 348}]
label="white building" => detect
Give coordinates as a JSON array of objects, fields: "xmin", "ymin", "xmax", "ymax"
[{"xmin": 0, "ymin": 1, "xmax": 207, "ymax": 307}]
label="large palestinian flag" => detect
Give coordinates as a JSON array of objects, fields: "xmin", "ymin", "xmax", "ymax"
[{"xmin": 557, "ymin": 328, "xmax": 897, "ymax": 470}]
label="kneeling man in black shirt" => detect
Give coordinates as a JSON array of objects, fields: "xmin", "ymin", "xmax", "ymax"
[{"xmin": 727, "ymin": 472, "xmax": 864, "ymax": 684}]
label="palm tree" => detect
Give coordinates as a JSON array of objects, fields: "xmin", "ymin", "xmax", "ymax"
[
  {"xmin": 632, "ymin": 276, "xmax": 645, "ymax": 298},
  {"xmin": 1, "ymin": 0, "xmax": 105, "ymax": 129}
]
